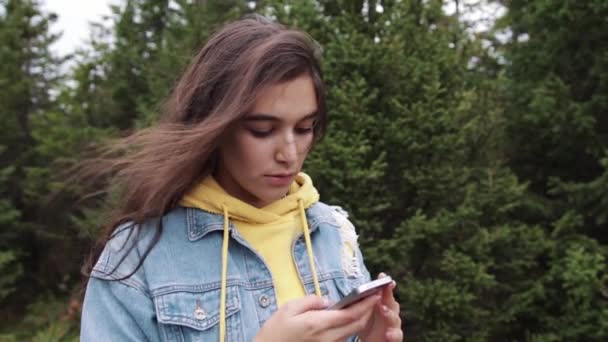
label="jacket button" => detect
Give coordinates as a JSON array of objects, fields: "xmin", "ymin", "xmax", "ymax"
[
  {"xmin": 194, "ymin": 307, "xmax": 207, "ymax": 320},
  {"xmin": 258, "ymin": 294, "xmax": 271, "ymax": 308}
]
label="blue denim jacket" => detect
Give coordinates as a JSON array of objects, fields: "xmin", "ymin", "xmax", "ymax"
[{"xmin": 81, "ymin": 202, "xmax": 371, "ymax": 341}]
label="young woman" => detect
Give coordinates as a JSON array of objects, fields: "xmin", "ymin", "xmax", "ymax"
[{"xmin": 80, "ymin": 15, "xmax": 403, "ymax": 342}]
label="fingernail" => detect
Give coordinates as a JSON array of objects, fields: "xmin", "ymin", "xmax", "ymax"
[
  {"xmin": 322, "ymin": 297, "xmax": 331, "ymax": 307},
  {"xmin": 379, "ymin": 272, "xmax": 386, "ymax": 278},
  {"xmin": 382, "ymin": 305, "xmax": 389, "ymax": 313}
]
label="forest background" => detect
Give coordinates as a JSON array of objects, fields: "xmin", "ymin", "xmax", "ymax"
[{"xmin": 1, "ymin": 0, "xmax": 607, "ymax": 340}]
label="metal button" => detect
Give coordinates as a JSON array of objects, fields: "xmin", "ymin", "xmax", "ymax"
[
  {"xmin": 194, "ymin": 308, "xmax": 207, "ymax": 320},
  {"xmin": 259, "ymin": 294, "xmax": 271, "ymax": 308}
]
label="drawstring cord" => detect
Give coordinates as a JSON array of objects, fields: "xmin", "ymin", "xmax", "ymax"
[
  {"xmin": 299, "ymin": 198, "xmax": 322, "ymax": 297},
  {"xmin": 218, "ymin": 199, "xmax": 321, "ymax": 342},
  {"xmin": 220, "ymin": 204, "xmax": 230, "ymax": 342}
]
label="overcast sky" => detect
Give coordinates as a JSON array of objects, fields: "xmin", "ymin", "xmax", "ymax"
[
  {"xmin": 41, "ymin": 0, "xmax": 503, "ymax": 57},
  {"xmin": 41, "ymin": 0, "xmax": 115, "ymax": 56}
]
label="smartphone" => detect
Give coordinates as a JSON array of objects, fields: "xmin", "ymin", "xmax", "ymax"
[{"xmin": 328, "ymin": 276, "xmax": 392, "ymax": 310}]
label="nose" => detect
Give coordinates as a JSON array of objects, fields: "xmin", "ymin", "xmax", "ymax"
[{"xmin": 275, "ymin": 133, "xmax": 298, "ymax": 164}]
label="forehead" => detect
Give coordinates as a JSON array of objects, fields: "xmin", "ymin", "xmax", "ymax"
[{"xmin": 249, "ymin": 75, "xmax": 318, "ymax": 121}]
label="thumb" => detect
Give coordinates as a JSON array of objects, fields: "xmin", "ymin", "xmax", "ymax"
[{"xmin": 282, "ymin": 295, "xmax": 329, "ymax": 315}]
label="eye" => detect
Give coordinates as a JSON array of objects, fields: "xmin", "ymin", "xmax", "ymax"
[
  {"xmin": 248, "ymin": 128, "xmax": 273, "ymax": 138},
  {"xmin": 295, "ymin": 117, "xmax": 316, "ymax": 135},
  {"xmin": 295, "ymin": 126, "xmax": 314, "ymax": 135}
]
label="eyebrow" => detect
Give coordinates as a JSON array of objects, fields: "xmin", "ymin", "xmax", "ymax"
[{"xmin": 244, "ymin": 111, "xmax": 318, "ymax": 123}]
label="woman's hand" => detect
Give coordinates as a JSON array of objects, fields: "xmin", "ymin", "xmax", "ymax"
[
  {"xmin": 358, "ymin": 273, "xmax": 403, "ymax": 342},
  {"xmin": 254, "ymin": 293, "xmax": 381, "ymax": 342}
]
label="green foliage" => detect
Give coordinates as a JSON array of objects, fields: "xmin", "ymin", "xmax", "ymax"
[
  {"xmin": 0, "ymin": 0, "xmax": 64, "ymax": 313},
  {"xmin": 0, "ymin": 251, "xmax": 23, "ymax": 301},
  {"xmin": 494, "ymin": 0, "xmax": 608, "ymax": 339},
  {"xmin": 0, "ymin": 295, "xmax": 80, "ymax": 341}
]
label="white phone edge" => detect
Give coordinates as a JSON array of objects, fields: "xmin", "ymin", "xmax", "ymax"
[{"xmin": 328, "ymin": 275, "xmax": 393, "ymax": 310}]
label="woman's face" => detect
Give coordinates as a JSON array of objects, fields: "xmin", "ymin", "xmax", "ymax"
[{"xmin": 215, "ymin": 74, "xmax": 318, "ymax": 208}]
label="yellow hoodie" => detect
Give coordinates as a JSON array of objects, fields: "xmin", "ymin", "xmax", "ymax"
[{"xmin": 180, "ymin": 172, "xmax": 322, "ymax": 342}]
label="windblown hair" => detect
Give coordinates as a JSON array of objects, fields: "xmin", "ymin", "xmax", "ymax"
[{"xmin": 82, "ymin": 15, "xmax": 327, "ymax": 279}]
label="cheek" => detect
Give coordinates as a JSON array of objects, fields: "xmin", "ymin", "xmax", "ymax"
[
  {"xmin": 304, "ymin": 135, "xmax": 314, "ymax": 151},
  {"xmin": 226, "ymin": 135, "xmax": 271, "ymax": 169},
  {"xmin": 298, "ymin": 135, "xmax": 314, "ymax": 158}
]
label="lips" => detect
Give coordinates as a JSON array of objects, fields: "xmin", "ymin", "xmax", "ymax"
[
  {"xmin": 264, "ymin": 173, "xmax": 295, "ymax": 186},
  {"xmin": 267, "ymin": 173, "xmax": 295, "ymax": 178}
]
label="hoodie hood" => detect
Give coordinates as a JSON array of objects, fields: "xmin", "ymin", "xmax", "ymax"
[
  {"xmin": 179, "ymin": 172, "xmax": 322, "ymax": 342},
  {"xmin": 180, "ymin": 172, "xmax": 320, "ymax": 223}
]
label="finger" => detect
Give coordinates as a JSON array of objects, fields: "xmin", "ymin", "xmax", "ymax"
[
  {"xmin": 339, "ymin": 293, "xmax": 381, "ymax": 323},
  {"xmin": 310, "ymin": 293, "xmax": 381, "ymax": 331},
  {"xmin": 382, "ymin": 280, "xmax": 400, "ymax": 312},
  {"xmin": 386, "ymin": 327, "xmax": 404, "ymax": 342},
  {"xmin": 377, "ymin": 273, "xmax": 397, "ymax": 301},
  {"xmin": 282, "ymin": 294, "xmax": 329, "ymax": 315},
  {"xmin": 379, "ymin": 304, "xmax": 401, "ymax": 328},
  {"xmin": 377, "ymin": 272, "xmax": 389, "ymax": 279},
  {"xmin": 325, "ymin": 303, "xmax": 376, "ymax": 341}
]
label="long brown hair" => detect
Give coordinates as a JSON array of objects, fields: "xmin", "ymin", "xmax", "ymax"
[{"xmin": 82, "ymin": 15, "xmax": 327, "ymax": 279}]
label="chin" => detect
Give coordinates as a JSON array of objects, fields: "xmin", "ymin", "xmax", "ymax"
[
  {"xmin": 258, "ymin": 192, "xmax": 284, "ymax": 206},
  {"xmin": 262, "ymin": 194, "xmax": 282, "ymax": 204}
]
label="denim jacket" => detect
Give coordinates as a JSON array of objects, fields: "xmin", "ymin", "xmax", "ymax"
[{"xmin": 81, "ymin": 202, "xmax": 371, "ymax": 341}]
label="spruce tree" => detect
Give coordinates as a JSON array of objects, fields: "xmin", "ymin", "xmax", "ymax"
[
  {"xmin": 0, "ymin": 0, "xmax": 62, "ymax": 310},
  {"xmin": 497, "ymin": 0, "xmax": 608, "ymax": 339}
]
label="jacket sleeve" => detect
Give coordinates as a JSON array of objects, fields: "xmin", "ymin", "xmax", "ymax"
[
  {"xmin": 330, "ymin": 206, "xmax": 372, "ymax": 282},
  {"xmin": 331, "ymin": 206, "xmax": 372, "ymax": 342},
  {"xmin": 81, "ymin": 276, "xmax": 161, "ymax": 341}
]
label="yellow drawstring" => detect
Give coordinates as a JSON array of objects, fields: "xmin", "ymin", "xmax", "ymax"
[
  {"xmin": 298, "ymin": 199, "xmax": 322, "ymax": 297},
  {"xmin": 220, "ymin": 204, "xmax": 230, "ymax": 342},
  {"xmin": 218, "ymin": 200, "xmax": 320, "ymax": 342}
]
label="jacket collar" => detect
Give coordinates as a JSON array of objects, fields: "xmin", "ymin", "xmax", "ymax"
[{"xmin": 185, "ymin": 202, "xmax": 339, "ymax": 241}]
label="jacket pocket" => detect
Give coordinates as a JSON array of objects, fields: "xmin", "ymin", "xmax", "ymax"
[{"xmin": 153, "ymin": 285, "xmax": 243, "ymax": 342}]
